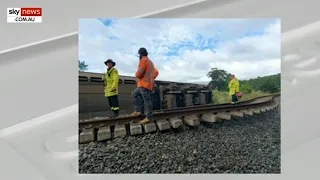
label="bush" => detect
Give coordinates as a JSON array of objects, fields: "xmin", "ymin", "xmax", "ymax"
[
  {"xmin": 212, "ymin": 90, "xmax": 230, "ymax": 104},
  {"xmin": 240, "ymin": 83, "xmax": 253, "ymax": 93}
]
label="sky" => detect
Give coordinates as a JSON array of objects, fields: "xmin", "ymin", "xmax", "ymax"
[{"xmin": 79, "ymin": 18, "xmax": 281, "ymax": 84}]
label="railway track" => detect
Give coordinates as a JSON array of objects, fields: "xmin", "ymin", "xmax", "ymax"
[{"xmin": 79, "ymin": 93, "xmax": 280, "ymax": 143}]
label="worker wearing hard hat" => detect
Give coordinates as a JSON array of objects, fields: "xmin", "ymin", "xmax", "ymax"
[
  {"xmin": 102, "ymin": 59, "xmax": 120, "ymax": 117},
  {"xmin": 229, "ymin": 74, "xmax": 240, "ymax": 104},
  {"xmin": 131, "ymin": 47, "xmax": 159, "ymax": 124}
]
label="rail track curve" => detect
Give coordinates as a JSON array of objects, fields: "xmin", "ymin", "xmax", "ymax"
[{"xmin": 79, "ymin": 93, "xmax": 280, "ymax": 143}]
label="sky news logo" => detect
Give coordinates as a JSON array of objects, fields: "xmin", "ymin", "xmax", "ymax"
[{"xmin": 7, "ymin": 7, "xmax": 42, "ymax": 23}]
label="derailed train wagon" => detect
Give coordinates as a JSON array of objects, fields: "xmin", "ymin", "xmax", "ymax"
[{"xmin": 79, "ymin": 72, "xmax": 213, "ymax": 117}]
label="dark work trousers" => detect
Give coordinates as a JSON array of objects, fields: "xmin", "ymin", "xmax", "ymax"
[
  {"xmin": 131, "ymin": 87, "xmax": 153, "ymax": 119},
  {"xmin": 231, "ymin": 94, "xmax": 238, "ymax": 104},
  {"xmin": 107, "ymin": 95, "xmax": 119, "ymax": 116}
]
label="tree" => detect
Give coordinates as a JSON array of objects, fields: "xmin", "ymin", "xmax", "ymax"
[
  {"xmin": 79, "ymin": 60, "xmax": 88, "ymax": 72},
  {"xmin": 240, "ymin": 83, "xmax": 253, "ymax": 93},
  {"xmin": 207, "ymin": 67, "xmax": 230, "ymax": 91},
  {"xmin": 207, "ymin": 66, "xmax": 281, "ymax": 93},
  {"xmin": 240, "ymin": 73, "xmax": 280, "ymax": 93},
  {"xmin": 259, "ymin": 79, "xmax": 278, "ymax": 93}
]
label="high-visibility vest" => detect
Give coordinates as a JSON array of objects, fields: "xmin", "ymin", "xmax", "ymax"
[
  {"xmin": 228, "ymin": 78, "xmax": 240, "ymax": 95},
  {"xmin": 102, "ymin": 67, "xmax": 119, "ymax": 97},
  {"xmin": 135, "ymin": 56, "xmax": 159, "ymax": 91}
]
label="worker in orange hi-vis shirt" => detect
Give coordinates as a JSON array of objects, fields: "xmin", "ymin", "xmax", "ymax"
[{"xmin": 131, "ymin": 47, "xmax": 159, "ymax": 125}]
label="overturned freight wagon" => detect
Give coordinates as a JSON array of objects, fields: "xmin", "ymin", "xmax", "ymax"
[{"xmin": 79, "ymin": 72, "xmax": 213, "ymax": 119}]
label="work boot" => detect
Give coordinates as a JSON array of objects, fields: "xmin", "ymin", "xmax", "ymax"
[
  {"xmin": 113, "ymin": 111, "xmax": 119, "ymax": 117},
  {"xmin": 139, "ymin": 118, "xmax": 150, "ymax": 125},
  {"xmin": 131, "ymin": 111, "xmax": 142, "ymax": 117}
]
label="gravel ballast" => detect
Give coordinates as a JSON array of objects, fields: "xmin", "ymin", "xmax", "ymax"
[{"xmin": 79, "ymin": 107, "xmax": 281, "ymax": 174}]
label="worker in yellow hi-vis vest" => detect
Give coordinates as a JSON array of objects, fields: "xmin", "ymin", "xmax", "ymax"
[
  {"xmin": 102, "ymin": 59, "xmax": 120, "ymax": 117},
  {"xmin": 228, "ymin": 74, "xmax": 240, "ymax": 104}
]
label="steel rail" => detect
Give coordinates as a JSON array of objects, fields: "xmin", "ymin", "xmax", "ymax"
[
  {"xmin": 79, "ymin": 94, "xmax": 280, "ymax": 128},
  {"xmin": 154, "ymin": 93, "xmax": 280, "ymax": 113}
]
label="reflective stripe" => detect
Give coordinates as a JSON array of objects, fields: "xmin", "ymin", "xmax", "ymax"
[
  {"xmin": 142, "ymin": 62, "xmax": 154, "ymax": 83},
  {"xmin": 111, "ymin": 107, "xmax": 114, "ymax": 110},
  {"xmin": 145, "ymin": 72, "xmax": 153, "ymax": 76},
  {"xmin": 113, "ymin": 107, "xmax": 120, "ymax": 110},
  {"xmin": 137, "ymin": 57, "xmax": 157, "ymax": 90},
  {"xmin": 149, "ymin": 62, "xmax": 154, "ymax": 74},
  {"xmin": 138, "ymin": 68, "xmax": 145, "ymax": 73},
  {"xmin": 107, "ymin": 67, "xmax": 114, "ymax": 75}
]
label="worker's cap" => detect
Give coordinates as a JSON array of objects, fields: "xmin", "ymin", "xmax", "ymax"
[
  {"xmin": 104, "ymin": 59, "xmax": 116, "ymax": 66},
  {"xmin": 138, "ymin": 47, "xmax": 148, "ymax": 56}
]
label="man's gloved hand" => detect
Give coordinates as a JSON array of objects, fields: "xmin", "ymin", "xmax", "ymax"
[
  {"xmin": 111, "ymin": 87, "xmax": 117, "ymax": 92},
  {"xmin": 236, "ymin": 92, "xmax": 243, "ymax": 98}
]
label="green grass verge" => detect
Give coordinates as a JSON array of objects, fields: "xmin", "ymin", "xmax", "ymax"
[{"xmin": 212, "ymin": 90, "xmax": 270, "ymax": 104}]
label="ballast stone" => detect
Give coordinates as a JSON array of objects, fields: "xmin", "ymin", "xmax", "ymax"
[
  {"xmin": 114, "ymin": 124, "xmax": 126, "ymax": 138},
  {"xmin": 79, "ymin": 105, "xmax": 281, "ymax": 174},
  {"xmin": 130, "ymin": 122, "xmax": 143, "ymax": 135},
  {"xmin": 97, "ymin": 126, "xmax": 111, "ymax": 141},
  {"xmin": 79, "ymin": 128, "xmax": 96, "ymax": 143}
]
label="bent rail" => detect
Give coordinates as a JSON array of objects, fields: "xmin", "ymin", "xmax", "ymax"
[{"xmin": 79, "ymin": 93, "xmax": 280, "ymax": 128}]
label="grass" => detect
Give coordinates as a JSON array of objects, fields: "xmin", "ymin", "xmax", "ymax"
[{"xmin": 212, "ymin": 90, "xmax": 269, "ymax": 104}]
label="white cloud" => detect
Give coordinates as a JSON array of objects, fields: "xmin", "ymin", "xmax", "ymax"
[{"xmin": 79, "ymin": 18, "xmax": 281, "ymax": 83}]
